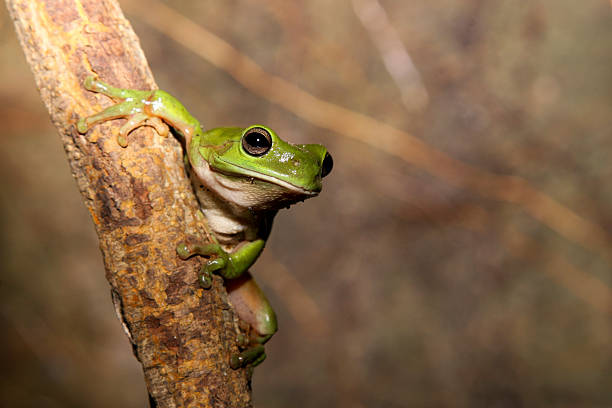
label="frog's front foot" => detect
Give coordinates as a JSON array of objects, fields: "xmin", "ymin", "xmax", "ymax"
[
  {"xmin": 77, "ymin": 76, "xmax": 169, "ymax": 147},
  {"xmin": 176, "ymin": 240, "xmax": 229, "ymax": 289}
]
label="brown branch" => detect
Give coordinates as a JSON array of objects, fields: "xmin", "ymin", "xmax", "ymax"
[{"xmin": 5, "ymin": 0, "xmax": 251, "ymax": 406}]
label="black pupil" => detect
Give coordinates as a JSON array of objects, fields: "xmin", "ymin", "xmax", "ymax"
[
  {"xmin": 243, "ymin": 128, "xmax": 271, "ymax": 156},
  {"xmin": 321, "ymin": 152, "xmax": 333, "ymax": 178},
  {"xmin": 247, "ymin": 132, "xmax": 268, "ymax": 148}
]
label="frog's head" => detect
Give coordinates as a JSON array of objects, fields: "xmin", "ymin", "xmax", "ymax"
[{"xmin": 194, "ymin": 125, "xmax": 333, "ymax": 210}]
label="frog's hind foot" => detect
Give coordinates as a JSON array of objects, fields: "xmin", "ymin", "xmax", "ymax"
[{"xmin": 230, "ymin": 345, "xmax": 266, "ymax": 369}]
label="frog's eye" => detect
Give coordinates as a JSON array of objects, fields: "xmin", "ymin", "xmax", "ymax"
[
  {"xmin": 242, "ymin": 127, "xmax": 272, "ymax": 156},
  {"xmin": 321, "ymin": 152, "xmax": 333, "ymax": 178}
]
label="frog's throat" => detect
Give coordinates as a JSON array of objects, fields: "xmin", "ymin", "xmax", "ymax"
[{"xmin": 212, "ymin": 158, "xmax": 319, "ymax": 196}]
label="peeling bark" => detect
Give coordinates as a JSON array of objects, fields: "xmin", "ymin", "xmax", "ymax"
[{"xmin": 5, "ymin": 0, "xmax": 252, "ymax": 406}]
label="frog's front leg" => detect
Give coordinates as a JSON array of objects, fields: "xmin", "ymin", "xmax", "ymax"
[
  {"xmin": 77, "ymin": 77, "xmax": 169, "ymax": 147},
  {"xmin": 77, "ymin": 76, "xmax": 201, "ymax": 147},
  {"xmin": 176, "ymin": 239, "xmax": 265, "ymax": 288}
]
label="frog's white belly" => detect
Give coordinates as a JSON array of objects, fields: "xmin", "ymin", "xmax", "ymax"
[
  {"xmin": 191, "ymin": 174, "xmax": 259, "ymax": 247},
  {"xmin": 203, "ymin": 207, "xmax": 245, "ymax": 235},
  {"xmin": 201, "ymin": 207, "xmax": 250, "ymax": 245}
]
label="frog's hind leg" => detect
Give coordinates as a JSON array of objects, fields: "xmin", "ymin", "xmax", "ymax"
[{"xmin": 226, "ymin": 271, "xmax": 278, "ymax": 369}]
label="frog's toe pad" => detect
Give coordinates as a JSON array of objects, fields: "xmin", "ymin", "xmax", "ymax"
[
  {"xmin": 198, "ymin": 271, "xmax": 213, "ymax": 289},
  {"xmin": 176, "ymin": 242, "xmax": 193, "ymax": 259},
  {"xmin": 83, "ymin": 75, "xmax": 98, "ymax": 91},
  {"xmin": 76, "ymin": 119, "xmax": 89, "ymax": 134},
  {"xmin": 230, "ymin": 354, "xmax": 243, "ymax": 370}
]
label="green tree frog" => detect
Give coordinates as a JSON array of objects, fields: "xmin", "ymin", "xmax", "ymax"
[{"xmin": 77, "ymin": 76, "xmax": 332, "ymax": 369}]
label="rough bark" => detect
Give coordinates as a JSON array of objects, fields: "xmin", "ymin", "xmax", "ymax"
[{"xmin": 5, "ymin": 0, "xmax": 252, "ymax": 406}]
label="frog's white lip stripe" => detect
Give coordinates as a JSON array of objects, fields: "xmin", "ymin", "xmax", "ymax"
[{"xmin": 214, "ymin": 160, "xmax": 319, "ymax": 196}]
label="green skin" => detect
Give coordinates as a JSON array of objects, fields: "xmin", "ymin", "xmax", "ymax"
[{"xmin": 77, "ymin": 76, "xmax": 332, "ymax": 369}]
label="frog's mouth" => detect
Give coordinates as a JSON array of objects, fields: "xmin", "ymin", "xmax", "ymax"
[{"xmin": 212, "ymin": 160, "xmax": 321, "ymax": 196}]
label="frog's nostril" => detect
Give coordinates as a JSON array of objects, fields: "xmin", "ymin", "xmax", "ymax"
[{"xmin": 321, "ymin": 152, "xmax": 333, "ymax": 178}]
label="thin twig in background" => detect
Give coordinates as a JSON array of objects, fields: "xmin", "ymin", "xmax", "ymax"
[{"xmin": 351, "ymin": 0, "xmax": 429, "ymax": 112}]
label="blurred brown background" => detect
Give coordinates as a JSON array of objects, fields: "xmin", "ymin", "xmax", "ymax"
[{"xmin": 2, "ymin": 0, "xmax": 612, "ymax": 407}]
